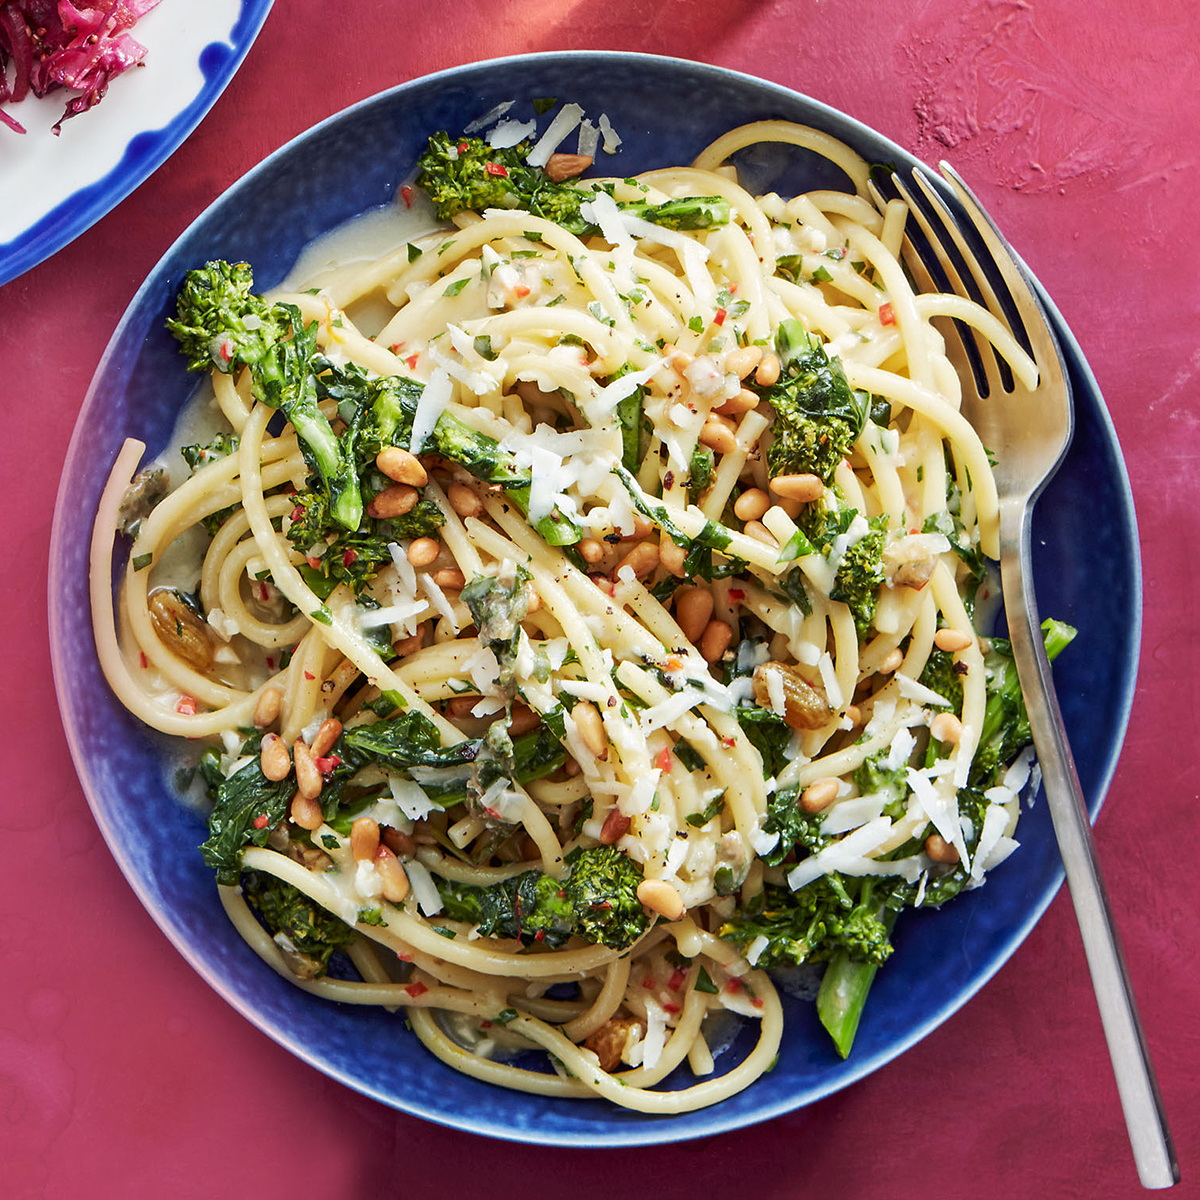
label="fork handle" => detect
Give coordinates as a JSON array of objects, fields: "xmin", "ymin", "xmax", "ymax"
[{"xmin": 1001, "ymin": 501, "xmax": 1179, "ymax": 1189}]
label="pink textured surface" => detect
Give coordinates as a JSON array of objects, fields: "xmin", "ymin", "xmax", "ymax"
[{"xmin": 3, "ymin": 2, "xmax": 1197, "ymax": 1196}]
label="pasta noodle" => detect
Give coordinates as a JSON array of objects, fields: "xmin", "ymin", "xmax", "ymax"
[{"xmin": 91, "ymin": 114, "xmax": 1045, "ymax": 1111}]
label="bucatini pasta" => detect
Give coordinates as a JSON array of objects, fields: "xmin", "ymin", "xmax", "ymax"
[{"xmin": 90, "ymin": 110, "xmax": 1056, "ymax": 1111}]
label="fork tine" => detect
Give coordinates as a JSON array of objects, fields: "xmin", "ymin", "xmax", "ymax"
[
  {"xmin": 899, "ymin": 169, "xmax": 1017, "ymax": 398},
  {"xmin": 938, "ymin": 162, "xmax": 1066, "ymax": 397}
]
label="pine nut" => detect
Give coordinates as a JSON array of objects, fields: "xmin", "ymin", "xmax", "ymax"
[
  {"xmin": 432, "ymin": 567, "xmax": 466, "ymax": 590},
  {"xmin": 351, "ymin": 816, "xmax": 381, "ymax": 862},
  {"xmin": 699, "ymin": 619, "xmax": 734, "ymax": 664},
  {"xmin": 925, "ymin": 833, "xmax": 959, "ymax": 864},
  {"xmin": 755, "ymin": 352, "xmax": 781, "ymax": 387},
  {"xmin": 770, "ymin": 473, "xmax": 824, "ymax": 503},
  {"xmin": 675, "ymin": 587, "xmax": 714, "ymax": 644},
  {"xmin": 290, "ymin": 790, "xmax": 323, "ymax": 831},
  {"xmin": 544, "ymin": 152, "xmax": 593, "ymax": 182},
  {"xmin": 394, "ymin": 623, "xmax": 427, "ymax": 658},
  {"xmin": 879, "ymin": 647, "xmax": 904, "ymax": 673},
  {"xmin": 716, "ymin": 388, "xmax": 760, "ymax": 416},
  {"xmin": 660, "ymin": 538, "xmax": 687, "ymax": 577},
  {"xmin": 725, "ymin": 345, "xmax": 763, "ymax": 379},
  {"xmin": 407, "ymin": 537, "xmax": 440, "ymax": 567},
  {"xmin": 563, "ymin": 755, "xmax": 582, "ymax": 777},
  {"xmin": 259, "ymin": 733, "xmax": 291, "ymax": 781},
  {"xmin": 844, "ymin": 704, "xmax": 862, "ymax": 726},
  {"xmin": 367, "ymin": 484, "xmax": 419, "ymax": 519},
  {"xmin": 572, "ymin": 700, "xmax": 608, "ymax": 760},
  {"xmin": 615, "ymin": 541, "xmax": 660, "ymax": 579},
  {"xmin": 447, "ymin": 695, "xmax": 482, "ymax": 719},
  {"xmin": 934, "ymin": 627, "xmax": 974, "ymax": 654},
  {"xmin": 253, "ymin": 686, "xmax": 282, "ymax": 729},
  {"xmin": 733, "ymin": 488, "xmax": 770, "ymax": 522},
  {"xmin": 579, "ymin": 537, "xmax": 606, "ymax": 564},
  {"xmin": 375, "ymin": 845, "xmax": 410, "ymax": 902},
  {"xmin": 376, "ymin": 446, "xmax": 428, "ymax": 487},
  {"xmin": 632, "ymin": 515, "xmax": 654, "ymax": 539},
  {"xmin": 801, "ymin": 777, "xmax": 840, "ymax": 813},
  {"xmin": 599, "ymin": 807, "xmax": 631, "ymax": 844},
  {"xmin": 446, "ymin": 482, "xmax": 483, "ymax": 518},
  {"xmin": 930, "ymin": 712, "xmax": 963, "ymax": 744},
  {"xmin": 637, "ymin": 878, "xmax": 685, "ymax": 921},
  {"xmin": 743, "ymin": 520, "xmax": 779, "ymax": 548},
  {"xmin": 311, "ymin": 717, "xmax": 342, "ymax": 758},
  {"xmin": 508, "ymin": 704, "xmax": 541, "ymax": 736},
  {"xmin": 381, "ymin": 826, "xmax": 416, "ymax": 858},
  {"xmin": 293, "ymin": 739, "xmax": 322, "ymax": 800},
  {"xmin": 698, "ymin": 415, "xmax": 738, "ymax": 455}
]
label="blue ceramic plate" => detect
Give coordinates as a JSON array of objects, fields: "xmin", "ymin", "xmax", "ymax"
[
  {"xmin": 49, "ymin": 52, "xmax": 1140, "ymax": 1146},
  {"xmin": 0, "ymin": 0, "xmax": 274, "ymax": 287}
]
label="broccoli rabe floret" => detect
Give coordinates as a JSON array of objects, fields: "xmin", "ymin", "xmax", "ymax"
[
  {"xmin": 417, "ymin": 133, "xmax": 731, "ymax": 235},
  {"xmin": 435, "ymin": 845, "xmax": 648, "ymax": 949},
  {"xmin": 719, "ymin": 877, "xmax": 894, "ymax": 970},
  {"xmin": 167, "ymin": 262, "xmax": 360, "ymax": 530},
  {"xmin": 760, "ymin": 320, "xmax": 870, "ymax": 482},
  {"xmin": 797, "ymin": 500, "xmax": 888, "ymax": 633},
  {"xmin": 918, "ymin": 646, "xmax": 967, "ymax": 714}
]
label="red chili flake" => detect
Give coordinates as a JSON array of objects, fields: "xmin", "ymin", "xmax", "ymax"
[
  {"xmin": 485, "ymin": 161, "xmax": 509, "ymax": 177},
  {"xmin": 751, "ymin": 996, "xmax": 764, "ymax": 1009},
  {"xmin": 642, "ymin": 975, "xmax": 656, "ymax": 990},
  {"xmin": 722, "ymin": 736, "xmax": 737, "ymax": 748},
  {"xmin": 713, "ymin": 307, "xmax": 727, "ymax": 326},
  {"xmin": 290, "ymin": 505, "xmax": 305, "ymax": 523},
  {"xmin": 252, "ymin": 813, "xmax": 269, "ymax": 830},
  {"xmin": 316, "ymin": 755, "xmax": 341, "ymax": 774},
  {"xmin": 176, "ymin": 695, "xmax": 197, "ymax": 716},
  {"xmin": 668, "ymin": 967, "xmax": 687, "ymax": 992},
  {"xmin": 457, "ymin": 141, "xmax": 470, "ymax": 153},
  {"xmin": 259, "ymin": 582, "xmax": 271, "ymax": 602},
  {"xmin": 513, "ymin": 283, "xmax": 530, "ymax": 297},
  {"xmin": 533, "ymin": 929, "xmax": 546, "ymax": 942},
  {"xmin": 389, "ymin": 342, "xmax": 404, "ymax": 354},
  {"xmin": 138, "ymin": 652, "xmax": 148, "ymax": 669},
  {"xmin": 405, "ymin": 981, "xmax": 429, "ymax": 998},
  {"xmin": 219, "ymin": 338, "xmax": 233, "ymax": 362},
  {"xmin": 728, "ymin": 282, "xmax": 739, "ymax": 294},
  {"xmin": 396, "ymin": 952, "xmax": 413, "ymax": 962},
  {"xmin": 663, "ymin": 1001, "xmax": 682, "ymax": 1014},
  {"xmin": 405, "ymin": 353, "xmax": 419, "ymax": 369},
  {"xmin": 342, "ymin": 549, "xmax": 358, "ymax": 568},
  {"xmin": 655, "ymin": 748, "xmax": 673, "ymax": 772},
  {"xmin": 724, "ymin": 977, "xmax": 744, "ymax": 994},
  {"xmin": 480, "ymin": 1020, "xmax": 493, "ymax": 1029},
  {"xmin": 306, "ymin": 556, "xmax": 321, "ymax": 570},
  {"xmin": 304, "ymin": 671, "xmax": 315, "ymax": 681},
  {"xmin": 400, "ymin": 185, "xmax": 414, "ymax": 208},
  {"xmin": 727, "ymin": 587, "xmax": 745, "ymax": 601},
  {"xmin": 879, "ymin": 301, "xmax": 896, "ymax": 325},
  {"xmin": 266, "ymin": 656, "xmax": 276, "ymax": 671}
]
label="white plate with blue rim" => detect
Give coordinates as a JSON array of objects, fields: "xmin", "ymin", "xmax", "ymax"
[{"xmin": 0, "ymin": 0, "xmax": 273, "ymax": 287}]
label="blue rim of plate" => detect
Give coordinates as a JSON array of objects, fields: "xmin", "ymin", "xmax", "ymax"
[
  {"xmin": 0, "ymin": 0, "xmax": 274, "ymax": 288},
  {"xmin": 50, "ymin": 51, "xmax": 1142, "ymax": 1146}
]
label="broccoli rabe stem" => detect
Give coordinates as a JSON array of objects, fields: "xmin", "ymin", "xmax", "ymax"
[{"xmin": 816, "ymin": 953, "xmax": 880, "ymax": 1059}]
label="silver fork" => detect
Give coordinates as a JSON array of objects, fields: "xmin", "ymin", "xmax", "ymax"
[{"xmin": 884, "ymin": 164, "xmax": 1179, "ymax": 1190}]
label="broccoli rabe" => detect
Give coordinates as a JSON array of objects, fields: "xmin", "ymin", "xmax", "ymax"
[
  {"xmin": 241, "ymin": 870, "xmax": 356, "ymax": 978},
  {"xmin": 436, "ymin": 845, "xmax": 648, "ymax": 949},
  {"xmin": 798, "ymin": 499, "xmax": 888, "ymax": 633},
  {"xmin": 719, "ymin": 877, "xmax": 895, "ymax": 971},
  {"xmin": 759, "ymin": 319, "xmax": 870, "ymax": 482},
  {"xmin": 970, "ymin": 617, "xmax": 1077, "ymax": 787},
  {"xmin": 851, "ymin": 750, "xmax": 910, "ymax": 818},
  {"xmin": 417, "ymin": 133, "xmax": 731, "ymax": 235},
  {"xmin": 167, "ymin": 262, "xmax": 360, "ymax": 530}
]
